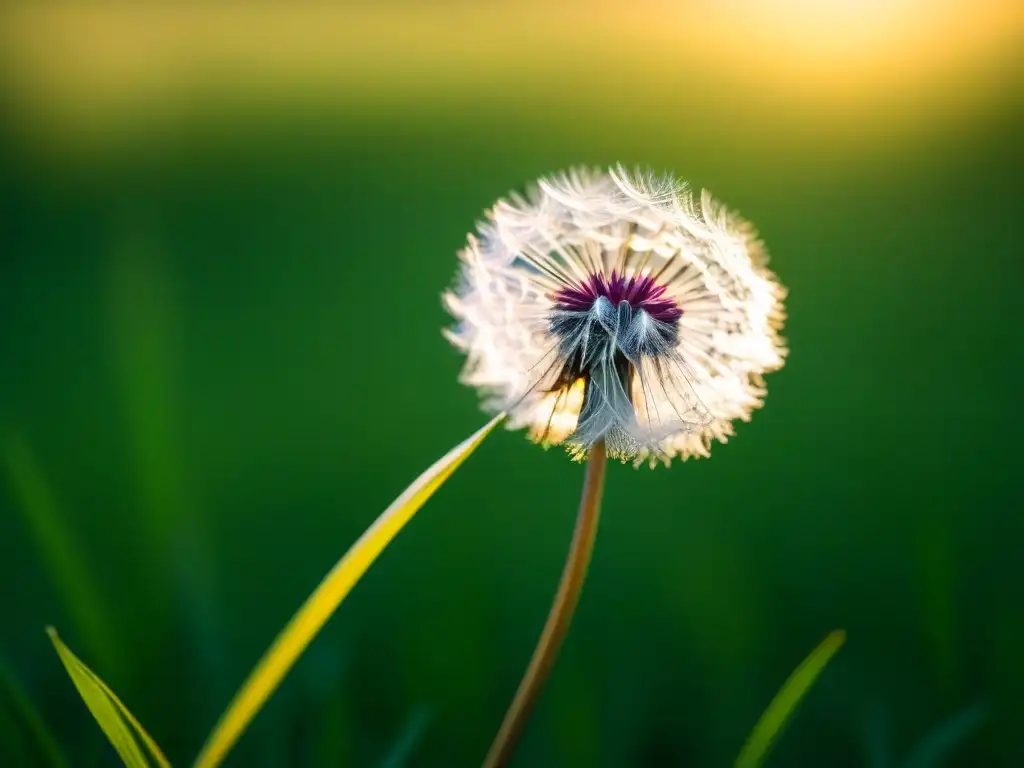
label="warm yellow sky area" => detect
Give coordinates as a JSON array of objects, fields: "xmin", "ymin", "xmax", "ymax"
[{"xmin": 2, "ymin": 1, "xmax": 1021, "ymax": 150}]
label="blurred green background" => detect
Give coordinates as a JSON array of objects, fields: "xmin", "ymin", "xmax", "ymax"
[{"xmin": 1, "ymin": 3, "xmax": 1023, "ymax": 766}]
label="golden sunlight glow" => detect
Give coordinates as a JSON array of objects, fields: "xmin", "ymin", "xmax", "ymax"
[
  {"xmin": 528, "ymin": 378, "xmax": 587, "ymax": 447},
  {"xmin": 693, "ymin": 0, "xmax": 1019, "ymax": 80},
  {"xmin": 0, "ymin": 0, "xmax": 1019, "ymax": 149}
]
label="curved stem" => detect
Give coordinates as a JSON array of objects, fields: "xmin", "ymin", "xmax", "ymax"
[{"xmin": 483, "ymin": 441, "xmax": 607, "ymax": 768}]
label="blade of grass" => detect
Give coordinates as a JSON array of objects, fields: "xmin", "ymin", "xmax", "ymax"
[
  {"xmin": 47, "ymin": 628, "xmax": 172, "ymax": 768},
  {"xmin": 47, "ymin": 628, "xmax": 152, "ymax": 768},
  {"xmin": 900, "ymin": 702, "xmax": 988, "ymax": 768},
  {"xmin": 80, "ymin": 662, "xmax": 174, "ymax": 768},
  {"xmin": 0, "ymin": 660, "xmax": 69, "ymax": 767},
  {"xmin": 2, "ymin": 436, "xmax": 119, "ymax": 678},
  {"xmin": 862, "ymin": 703, "xmax": 892, "ymax": 768},
  {"xmin": 380, "ymin": 706, "xmax": 432, "ymax": 768},
  {"xmin": 108, "ymin": 238, "xmax": 228, "ymax": 712},
  {"xmin": 735, "ymin": 629, "xmax": 846, "ymax": 768},
  {"xmin": 193, "ymin": 413, "xmax": 504, "ymax": 768}
]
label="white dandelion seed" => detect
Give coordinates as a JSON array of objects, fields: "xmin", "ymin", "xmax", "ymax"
[{"xmin": 443, "ymin": 165, "xmax": 788, "ymax": 467}]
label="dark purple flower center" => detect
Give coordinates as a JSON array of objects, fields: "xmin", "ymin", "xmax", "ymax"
[{"xmin": 552, "ymin": 271, "xmax": 682, "ymax": 323}]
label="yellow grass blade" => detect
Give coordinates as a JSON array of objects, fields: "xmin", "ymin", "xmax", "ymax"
[
  {"xmin": 193, "ymin": 414, "xmax": 504, "ymax": 768},
  {"xmin": 47, "ymin": 628, "xmax": 170, "ymax": 768},
  {"xmin": 78, "ymin": 663, "xmax": 173, "ymax": 768},
  {"xmin": 735, "ymin": 630, "xmax": 846, "ymax": 768}
]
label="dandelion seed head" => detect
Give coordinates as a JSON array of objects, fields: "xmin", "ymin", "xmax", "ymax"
[{"xmin": 443, "ymin": 165, "xmax": 787, "ymax": 466}]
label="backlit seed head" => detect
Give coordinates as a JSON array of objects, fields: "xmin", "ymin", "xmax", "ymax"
[{"xmin": 443, "ymin": 165, "xmax": 787, "ymax": 467}]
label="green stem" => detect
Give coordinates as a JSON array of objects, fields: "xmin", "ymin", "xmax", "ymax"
[{"xmin": 483, "ymin": 441, "xmax": 607, "ymax": 768}]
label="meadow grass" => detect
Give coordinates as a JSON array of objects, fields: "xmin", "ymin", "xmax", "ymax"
[
  {"xmin": 35, "ymin": 411, "xmax": 845, "ymax": 767},
  {"xmin": 40, "ymin": 414, "xmax": 500, "ymax": 766},
  {"xmin": 48, "ymin": 619, "xmax": 845, "ymax": 767},
  {"xmin": 0, "ymin": 660, "xmax": 69, "ymax": 767},
  {"xmin": 1, "ymin": 436, "xmax": 121, "ymax": 680}
]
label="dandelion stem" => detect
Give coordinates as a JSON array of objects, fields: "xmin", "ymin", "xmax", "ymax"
[{"xmin": 483, "ymin": 441, "xmax": 607, "ymax": 768}]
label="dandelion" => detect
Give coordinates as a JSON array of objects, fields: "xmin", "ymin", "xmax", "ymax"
[
  {"xmin": 444, "ymin": 164, "xmax": 787, "ymax": 467},
  {"xmin": 444, "ymin": 165, "xmax": 788, "ymax": 766}
]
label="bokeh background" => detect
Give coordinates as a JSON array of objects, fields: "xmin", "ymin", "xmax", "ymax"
[{"xmin": 2, "ymin": 2, "xmax": 1023, "ymax": 766}]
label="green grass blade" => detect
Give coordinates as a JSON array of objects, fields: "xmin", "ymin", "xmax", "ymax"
[
  {"xmin": 900, "ymin": 702, "xmax": 988, "ymax": 768},
  {"xmin": 193, "ymin": 414, "xmax": 504, "ymax": 768},
  {"xmin": 0, "ymin": 660, "xmax": 69, "ymax": 767},
  {"xmin": 735, "ymin": 629, "xmax": 846, "ymax": 768},
  {"xmin": 107, "ymin": 238, "xmax": 194, "ymax": 548},
  {"xmin": 379, "ymin": 706, "xmax": 432, "ymax": 768},
  {"xmin": 48, "ymin": 629, "xmax": 150, "ymax": 768},
  {"xmin": 2, "ymin": 436, "xmax": 119, "ymax": 676},
  {"xmin": 862, "ymin": 704, "xmax": 892, "ymax": 768},
  {"xmin": 108, "ymin": 239, "xmax": 227, "ymax": 697},
  {"xmin": 79, "ymin": 664, "xmax": 174, "ymax": 768},
  {"xmin": 47, "ymin": 628, "xmax": 171, "ymax": 768}
]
